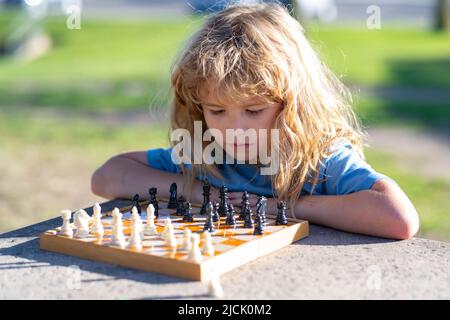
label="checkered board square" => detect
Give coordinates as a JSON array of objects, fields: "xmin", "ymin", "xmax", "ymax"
[{"xmin": 40, "ymin": 199, "xmax": 309, "ymax": 281}]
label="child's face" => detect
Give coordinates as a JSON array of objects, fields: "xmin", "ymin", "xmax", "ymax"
[{"xmin": 199, "ymin": 87, "xmax": 283, "ymax": 162}]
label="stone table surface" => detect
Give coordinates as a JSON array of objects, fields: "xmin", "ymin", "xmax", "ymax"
[{"xmin": 0, "ymin": 199, "xmax": 449, "ymax": 300}]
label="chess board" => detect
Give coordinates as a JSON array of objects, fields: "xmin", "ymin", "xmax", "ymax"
[{"xmin": 40, "ymin": 198, "xmax": 309, "ymax": 281}]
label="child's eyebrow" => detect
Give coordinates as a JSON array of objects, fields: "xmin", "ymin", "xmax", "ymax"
[{"xmin": 202, "ymin": 102, "xmax": 267, "ymax": 108}]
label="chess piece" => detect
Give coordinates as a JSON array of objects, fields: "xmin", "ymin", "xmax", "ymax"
[
  {"xmin": 183, "ymin": 202, "xmax": 194, "ymax": 222},
  {"xmin": 176, "ymin": 195, "xmax": 186, "ymax": 216},
  {"xmin": 111, "ymin": 208, "xmax": 126, "ymax": 248},
  {"xmin": 131, "ymin": 194, "xmax": 141, "ymax": 215},
  {"xmin": 253, "ymin": 197, "xmax": 267, "ymax": 235},
  {"xmin": 127, "ymin": 217, "xmax": 143, "ymax": 251},
  {"xmin": 200, "ymin": 178, "xmax": 211, "ymax": 215},
  {"xmin": 182, "ymin": 228, "xmax": 192, "ymax": 251},
  {"xmin": 131, "ymin": 206, "xmax": 143, "ymax": 239},
  {"xmin": 201, "ymin": 231, "xmax": 215, "ymax": 256},
  {"xmin": 218, "ymin": 185, "xmax": 229, "ymax": 217},
  {"xmin": 166, "ymin": 226, "xmax": 178, "ymax": 247},
  {"xmin": 144, "ymin": 204, "xmax": 158, "ymax": 236},
  {"xmin": 203, "ymin": 202, "xmax": 215, "ymax": 233},
  {"xmin": 259, "ymin": 196, "xmax": 267, "ymax": 226},
  {"xmin": 91, "ymin": 203, "xmax": 104, "ymax": 237},
  {"xmin": 162, "ymin": 218, "xmax": 173, "ymax": 240},
  {"xmin": 243, "ymin": 207, "xmax": 254, "ymax": 228},
  {"xmin": 225, "ymin": 203, "xmax": 236, "ymax": 226},
  {"xmin": 167, "ymin": 182, "xmax": 178, "ymax": 209},
  {"xmin": 276, "ymin": 201, "xmax": 288, "ymax": 225},
  {"xmin": 59, "ymin": 209, "xmax": 73, "ymax": 238},
  {"xmin": 213, "ymin": 202, "xmax": 220, "ymax": 222},
  {"xmin": 187, "ymin": 233, "xmax": 202, "ymax": 263},
  {"xmin": 73, "ymin": 209, "xmax": 90, "ymax": 238},
  {"xmin": 239, "ymin": 191, "xmax": 250, "ymax": 220},
  {"xmin": 148, "ymin": 187, "xmax": 159, "ymax": 217}
]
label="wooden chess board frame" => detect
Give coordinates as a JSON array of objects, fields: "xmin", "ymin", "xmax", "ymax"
[{"xmin": 40, "ymin": 198, "xmax": 309, "ymax": 282}]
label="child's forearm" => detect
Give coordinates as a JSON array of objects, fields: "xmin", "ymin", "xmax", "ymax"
[
  {"xmin": 292, "ymin": 180, "xmax": 419, "ymax": 240},
  {"xmin": 91, "ymin": 155, "xmax": 204, "ymax": 202}
]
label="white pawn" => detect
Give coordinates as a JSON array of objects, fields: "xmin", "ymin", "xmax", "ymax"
[
  {"xmin": 166, "ymin": 227, "xmax": 178, "ymax": 248},
  {"xmin": 74, "ymin": 209, "xmax": 90, "ymax": 239},
  {"xmin": 162, "ymin": 218, "xmax": 173, "ymax": 240},
  {"xmin": 91, "ymin": 203, "xmax": 104, "ymax": 237},
  {"xmin": 110, "ymin": 208, "xmax": 126, "ymax": 248},
  {"xmin": 182, "ymin": 228, "xmax": 192, "ymax": 251},
  {"xmin": 201, "ymin": 231, "xmax": 215, "ymax": 257},
  {"xmin": 144, "ymin": 204, "xmax": 158, "ymax": 236},
  {"xmin": 187, "ymin": 233, "xmax": 202, "ymax": 263},
  {"xmin": 59, "ymin": 209, "xmax": 73, "ymax": 238},
  {"xmin": 130, "ymin": 206, "xmax": 143, "ymax": 239},
  {"xmin": 127, "ymin": 218, "xmax": 143, "ymax": 251}
]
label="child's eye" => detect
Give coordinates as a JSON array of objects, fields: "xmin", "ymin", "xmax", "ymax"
[
  {"xmin": 246, "ymin": 109, "xmax": 264, "ymax": 115},
  {"xmin": 210, "ymin": 109, "xmax": 224, "ymax": 115}
]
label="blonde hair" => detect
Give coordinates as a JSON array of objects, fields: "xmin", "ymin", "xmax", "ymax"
[{"xmin": 170, "ymin": 2, "xmax": 364, "ymax": 215}]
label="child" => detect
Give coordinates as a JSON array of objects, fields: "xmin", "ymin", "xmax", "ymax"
[{"xmin": 91, "ymin": 3, "xmax": 419, "ymax": 240}]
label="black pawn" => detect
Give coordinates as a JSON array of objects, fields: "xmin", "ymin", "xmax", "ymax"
[
  {"xmin": 213, "ymin": 202, "xmax": 220, "ymax": 222},
  {"xmin": 203, "ymin": 202, "xmax": 215, "ymax": 233},
  {"xmin": 225, "ymin": 203, "xmax": 236, "ymax": 226},
  {"xmin": 183, "ymin": 202, "xmax": 194, "ymax": 222},
  {"xmin": 276, "ymin": 201, "xmax": 288, "ymax": 225},
  {"xmin": 218, "ymin": 185, "xmax": 229, "ymax": 217},
  {"xmin": 176, "ymin": 195, "xmax": 186, "ymax": 216},
  {"xmin": 148, "ymin": 187, "xmax": 159, "ymax": 217},
  {"xmin": 239, "ymin": 191, "xmax": 250, "ymax": 220},
  {"xmin": 167, "ymin": 182, "xmax": 178, "ymax": 209},
  {"xmin": 132, "ymin": 194, "xmax": 141, "ymax": 215},
  {"xmin": 253, "ymin": 213, "xmax": 263, "ymax": 235},
  {"xmin": 200, "ymin": 178, "xmax": 211, "ymax": 216}
]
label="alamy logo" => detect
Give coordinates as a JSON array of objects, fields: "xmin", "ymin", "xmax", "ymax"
[{"xmin": 170, "ymin": 121, "xmax": 280, "ymax": 175}]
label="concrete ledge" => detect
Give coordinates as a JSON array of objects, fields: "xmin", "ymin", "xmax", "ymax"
[{"xmin": 0, "ymin": 200, "xmax": 448, "ymax": 299}]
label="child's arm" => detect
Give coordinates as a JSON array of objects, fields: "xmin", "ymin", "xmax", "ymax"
[
  {"xmin": 91, "ymin": 151, "xmax": 209, "ymax": 203},
  {"xmin": 229, "ymin": 178, "xmax": 419, "ymax": 240}
]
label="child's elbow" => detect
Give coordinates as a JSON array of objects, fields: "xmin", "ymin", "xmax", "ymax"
[
  {"xmin": 91, "ymin": 166, "xmax": 113, "ymax": 199},
  {"xmin": 393, "ymin": 210, "xmax": 419, "ymax": 240}
]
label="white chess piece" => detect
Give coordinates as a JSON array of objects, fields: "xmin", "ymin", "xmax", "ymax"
[
  {"xmin": 182, "ymin": 228, "xmax": 192, "ymax": 251},
  {"xmin": 90, "ymin": 203, "xmax": 104, "ymax": 237},
  {"xmin": 127, "ymin": 217, "xmax": 143, "ymax": 251},
  {"xmin": 110, "ymin": 208, "xmax": 126, "ymax": 248},
  {"xmin": 201, "ymin": 231, "xmax": 215, "ymax": 256},
  {"xmin": 166, "ymin": 227, "xmax": 178, "ymax": 248},
  {"xmin": 73, "ymin": 209, "xmax": 90, "ymax": 238},
  {"xmin": 187, "ymin": 233, "xmax": 202, "ymax": 263},
  {"xmin": 208, "ymin": 274, "xmax": 224, "ymax": 298},
  {"xmin": 162, "ymin": 218, "xmax": 173, "ymax": 240},
  {"xmin": 59, "ymin": 209, "xmax": 73, "ymax": 238},
  {"xmin": 144, "ymin": 204, "xmax": 158, "ymax": 236},
  {"xmin": 130, "ymin": 206, "xmax": 143, "ymax": 239}
]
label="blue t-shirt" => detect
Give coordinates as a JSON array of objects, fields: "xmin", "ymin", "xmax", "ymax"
[{"xmin": 146, "ymin": 139, "xmax": 390, "ymax": 196}]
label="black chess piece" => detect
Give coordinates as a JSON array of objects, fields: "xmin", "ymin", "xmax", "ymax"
[
  {"xmin": 203, "ymin": 201, "xmax": 215, "ymax": 233},
  {"xmin": 148, "ymin": 187, "xmax": 159, "ymax": 217},
  {"xmin": 225, "ymin": 203, "xmax": 236, "ymax": 226},
  {"xmin": 276, "ymin": 201, "xmax": 288, "ymax": 225},
  {"xmin": 218, "ymin": 185, "xmax": 229, "ymax": 217},
  {"xmin": 243, "ymin": 207, "xmax": 254, "ymax": 228},
  {"xmin": 183, "ymin": 202, "xmax": 194, "ymax": 222},
  {"xmin": 258, "ymin": 196, "xmax": 267, "ymax": 226},
  {"xmin": 239, "ymin": 191, "xmax": 250, "ymax": 220},
  {"xmin": 213, "ymin": 202, "xmax": 220, "ymax": 222},
  {"xmin": 253, "ymin": 207, "xmax": 264, "ymax": 235},
  {"xmin": 200, "ymin": 178, "xmax": 211, "ymax": 216},
  {"xmin": 167, "ymin": 182, "xmax": 178, "ymax": 209},
  {"xmin": 131, "ymin": 194, "xmax": 141, "ymax": 215},
  {"xmin": 176, "ymin": 195, "xmax": 186, "ymax": 216}
]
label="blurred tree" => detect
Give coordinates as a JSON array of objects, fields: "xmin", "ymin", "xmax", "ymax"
[{"xmin": 435, "ymin": 0, "xmax": 449, "ymax": 31}]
